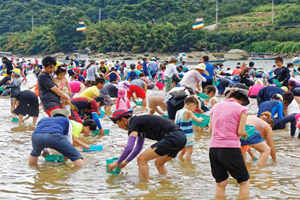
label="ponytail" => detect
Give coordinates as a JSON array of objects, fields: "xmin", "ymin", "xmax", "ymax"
[{"xmin": 259, "ymin": 111, "xmax": 274, "ymax": 127}]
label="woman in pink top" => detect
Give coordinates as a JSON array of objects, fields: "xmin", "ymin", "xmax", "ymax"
[
  {"xmin": 209, "ymin": 83, "xmax": 250, "ymax": 199},
  {"xmin": 116, "ymin": 88, "xmax": 131, "ymax": 110},
  {"xmin": 248, "ymin": 79, "xmax": 264, "ymax": 98},
  {"xmin": 69, "ymin": 81, "xmax": 86, "ymax": 97}
]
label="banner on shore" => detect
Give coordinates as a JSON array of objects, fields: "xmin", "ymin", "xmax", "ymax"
[
  {"xmin": 193, "ymin": 18, "xmax": 204, "ymax": 30},
  {"xmin": 77, "ymin": 21, "xmax": 86, "ymax": 32}
]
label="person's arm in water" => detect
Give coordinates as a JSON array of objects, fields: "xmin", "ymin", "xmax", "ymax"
[
  {"xmin": 73, "ymin": 136, "xmax": 89, "ymax": 150},
  {"xmin": 92, "ymin": 112, "xmax": 104, "ymax": 136},
  {"xmin": 265, "ymin": 129, "xmax": 276, "ymax": 162},
  {"xmin": 185, "ymin": 110, "xmax": 203, "ymax": 123},
  {"xmin": 107, "ymin": 131, "xmax": 145, "ymax": 170},
  {"xmin": 50, "ymin": 86, "xmax": 70, "ymax": 100}
]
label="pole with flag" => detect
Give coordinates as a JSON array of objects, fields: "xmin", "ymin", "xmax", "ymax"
[
  {"xmin": 76, "ymin": 21, "xmax": 86, "ymax": 32},
  {"xmin": 192, "ymin": 18, "xmax": 204, "ymax": 30}
]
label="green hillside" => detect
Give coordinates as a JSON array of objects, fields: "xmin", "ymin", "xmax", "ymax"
[{"xmin": 0, "ymin": 0, "xmax": 300, "ymax": 54}]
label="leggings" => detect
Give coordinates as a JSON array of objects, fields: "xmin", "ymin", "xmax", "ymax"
[{"xmin": 273, "ymin": 114, "xmax": 297, "ymax": 137}]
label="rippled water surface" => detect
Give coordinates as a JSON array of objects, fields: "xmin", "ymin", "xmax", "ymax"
[{"xmin": 0, "ymin": 66, "xmax": 300, "ymax": 199}]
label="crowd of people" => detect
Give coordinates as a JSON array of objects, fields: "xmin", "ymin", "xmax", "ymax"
[{"xmin": 1, "ymin": 54, "xmax": 300, "ymax": 199}]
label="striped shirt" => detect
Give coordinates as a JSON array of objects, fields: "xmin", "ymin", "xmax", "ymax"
[{"xmin": 175, "ymin": 109, "xmax": 193, "ymax": 135}]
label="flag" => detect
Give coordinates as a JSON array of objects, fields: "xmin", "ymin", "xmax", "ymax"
[
  {"xmin": 77, "ymin": 21, "xmax": 86, "ymax": 31},
  {"xmin": 192, "ymin": 22, "xmax": 204, "ymax": 30},
  {"xmin": 193, "ymin": 18, "xmax": 204, "ymax": 30}
]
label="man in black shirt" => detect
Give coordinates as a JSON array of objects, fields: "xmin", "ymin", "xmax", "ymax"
[
  {"xmin": 273, "ymin": 56, "xmax": 290, "ymax": 87},
  {"xmin": 38, "ymin": 56, "xmax": 70, "ymax": 116},
  {"xmin": 107, "ymin": 109, "xmax": 186, "ymax": 180}
]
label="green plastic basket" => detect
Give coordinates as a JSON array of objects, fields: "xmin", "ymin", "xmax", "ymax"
[
  {"xmin": 245, "ymin": 125, "xmax": 255, "ymax": 138},
  {"xmin": 273, "ymin": 79, "xmax": 282, "ymax": 87},
  {"xmin": 163, "ymin": 115, "xmax": 169, "ymax": 119},
  {"xmin": 212, "ymin": 81, "xmax": 220, "ymax": 86},
  {"xmin": 12, "ymin": 117, "xmax": 19, "ymax": 122},
  {"xmin": 197, "ymin": 93, "xmax": 209, "ymax": 99},
  {"xmin": 44, "ymin": 154, "xmax": 68, "ymax": 162},
  {"xmin": 92, "ymin": 129, "xmax": 99, "ymax": 135},
  {"xmin": 106, "ymin": 157, "xmax": 121, "ymax": 175},
  {"xmin": 135, "ymin": 100, "xmax": 143, "ymax": 106},
  {"xmin": 92, "ymin": 129, "xmax": 110, "ymax": 135},
  {"xmin": 192, "ymin": 113, "xmax": 210, "ymax": 127},
  {"xmin": 0, "ymin": 87, "xmax": 5, "ymax": 91}
]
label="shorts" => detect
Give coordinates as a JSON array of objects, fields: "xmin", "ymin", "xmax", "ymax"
[
  {"xmin": 127, "ymin": 85, "xmax": 146, "ymax": 99},
  {"xmin": 151, "ymin": 130, "xmax": 186, "ymax": 158},
  {"xmin": 30, "ymin": 132, "xmax": 82, "ymax": 162},
  {"xmin": 209, "ymin": 148, "xmax": 250, "ymax": 183},
  {"xmin": 99, "ymin": 92, "xmax": 113, "ymax": 106},
  {"xmin": 45, "ymin": 106, "xmax": 60, "ymax": 117},
  {"xmin": 185, "ymin": 133, "xmax": 194, "ymax": 146},
  {"xmin": 148, "ymin": 96, "xmax": 167, "ymax": 112},
  {"xmin": 240, "ymin": 130, "xmax": 263, "ymax": 146}
]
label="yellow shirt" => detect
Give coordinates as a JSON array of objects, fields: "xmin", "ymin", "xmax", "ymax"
[
  {"xmin": 71, "ymin": 120, "xmax": 83, "ymax": 138},
  {"xmin": 79, "ymin": 85, "xmax": 100, "ymax": 98}
]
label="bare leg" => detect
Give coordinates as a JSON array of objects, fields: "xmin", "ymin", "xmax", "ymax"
[
  {"xmin": 32, "ymin": 117, "xmax": 38, "ymax": 126},
  {"xmin": 248, "ymin": 148, "xmax": 256, "ymax": 161},
  {"xmin": 249, "ymin": 142, "xmax": 271, "ymax": 167},
  {"xmin": 239, "ymin": 179, "xmax": 250, "ymax": 199},
  {"xmin": 137, "ymin": 147, "xmax": 161, "ymax": 181},
  {"xmin": 104, "ymin": 105, "xmax": 112, "ymax": 115},
  {"xmin": 216, "ymin": 179, "xmax": 228, "ymax": 198},
  {"xmin": 154, "ymin": 155, "xmax": 173, "ymax": 175},
  {"xmin": 178, "ymin": 147, "xmax": 186, "ymax": 160},
  {"xmin": 18, "ymin": 115, "xmax": 24, "ymax": 126},
  {"xmin": 73, "ymin": 159, "xmax": 84, "ymax": 169},
  {"xmin": 184, "ymin": 146, "xmax": 193, "ymax": 162},
  {"xmin": 142, "ymin": 98, "xmax": 147, "ymax": 108},
  {"xmin": 28, "ymin": 155, "xmax": 38, "ymax": 166}
]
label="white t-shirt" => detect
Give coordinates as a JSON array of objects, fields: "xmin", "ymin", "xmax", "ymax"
[
  {"xmin": 164, "ymin": 63, "xmax": 178, "ymax": 78},
  {"xmin": 180, "ymin": 70, "xmax": 206, "ymax": 89},
  {"xmin": 288, "ymin": 99, "xmax": 300, "ymax": 115}
]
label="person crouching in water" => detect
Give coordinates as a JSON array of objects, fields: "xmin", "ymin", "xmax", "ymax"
[
  {"xmin": 107, "ymin": 109, "xmax": 186, "ymax": 181},
  {"xmin": 209, "ymin": 83, "xmax": 250, "ymax": 199},
  {"xmin": 28, "ymin": 109, "xmax": 96, "ymax": 168}
]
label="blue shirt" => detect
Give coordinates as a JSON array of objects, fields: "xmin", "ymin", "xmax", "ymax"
[
  {"xmin": 127, "ymin": 71, "xmax": 138, "ymax": 82},
  {"xmin": 142, "ymin": 62, "xmax": 148, "ymax": 75},
  {"xmin": 148, "ymin": 61, "xmax": 158, "ymax": 71},
  {"xmin": 33, "ymin": 117, "xmax": 69, "ymax": 135},
  {"xmin": 257, "ymin": 86, "xmax": 284, "ymax": 103},
  {"xmin": 202, "ymin": 62, "xmax": 214, "ymax": 79},
  {"xmin": 257, "ymin": 100, "xmax": 284, "ymax": 119}
]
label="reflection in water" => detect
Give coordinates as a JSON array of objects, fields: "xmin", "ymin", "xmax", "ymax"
[{"xmin": 0, "ymin": 72, "xmax": 300, "ymax": 199}]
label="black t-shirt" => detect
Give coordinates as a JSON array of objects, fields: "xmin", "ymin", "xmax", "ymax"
[
  {"xmin": 38, "ymin": 71, "xmax": 60, "ymax": 111},
  {"xmin": 274, "ymin": 66, "xmax": 290, "ymax": 86},
  {"xmin": 128, "ymin": 115, "xmax": 180, "ymax": 141},
  {"xmin": 3, "ymin": 60, "xmax": 13, "ymax": 75}
]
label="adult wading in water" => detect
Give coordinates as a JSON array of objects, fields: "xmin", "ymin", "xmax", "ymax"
[{"xmin": 107, "ymin": 109, "xmax": 186, "ymax": 180}]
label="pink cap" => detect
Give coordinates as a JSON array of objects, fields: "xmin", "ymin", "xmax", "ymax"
[{"xmin": 118, "ymin": 88, "xmax": 126, "ymax": 98}]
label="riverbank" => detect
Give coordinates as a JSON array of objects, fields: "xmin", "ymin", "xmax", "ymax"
[{"xmin": 27, "ymin": 50, "xmax": 299, "ymax": 62}]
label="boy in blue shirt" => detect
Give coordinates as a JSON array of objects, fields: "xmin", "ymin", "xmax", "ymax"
[{"xmin": 28, "ymin": 109, "xmax": 96, "ymax": 168}]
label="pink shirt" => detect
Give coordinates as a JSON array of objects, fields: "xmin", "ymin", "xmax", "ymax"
[
  {"xmin": 116, "ymin": 97, "xmax": 131, "ymax": 110},
  {"xmin": 210, "ymin": 99, "xmax": 247, "ymax": 148},
  {"xmin": 69, "ymin": 81, "xmax": 82, "ymax": 94},
  {"xmin": 248, "ymin": 84, "xmax": 264, "ymax": 96}
]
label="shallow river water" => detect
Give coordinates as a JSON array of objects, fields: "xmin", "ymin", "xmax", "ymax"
[{"xmin": 0, "ymin": 60, "xmax": 300, "ymax": 199}]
